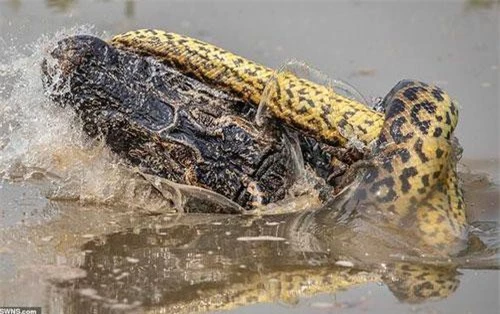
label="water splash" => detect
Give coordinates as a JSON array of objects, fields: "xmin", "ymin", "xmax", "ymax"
[
  {"xmin": 255, "ymin": 59, "xmax": 369, "ymax": 152},
  {"xmin": 0, "ymin": 26, "xmax": 177, "ymax": 213}
]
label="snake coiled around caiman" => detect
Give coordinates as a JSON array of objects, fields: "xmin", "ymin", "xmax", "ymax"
[
  {"xmin": 109, "ymin": 29, "xmax": 466, "ymax": 250},
  {"xmin": 41, "ymin": 29, "xmax": 468, "ymax": 253}
]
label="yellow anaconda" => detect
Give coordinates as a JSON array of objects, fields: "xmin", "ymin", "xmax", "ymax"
[
  {"xmin": 110, "ymin": 29, "xmax": 467, "ymax": 251},
  {"xmin": 110, "ymin": 29, "xmax": 386, "ymax": 146}
]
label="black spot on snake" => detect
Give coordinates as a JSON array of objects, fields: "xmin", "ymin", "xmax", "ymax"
[
  {"xmin": 432, "ymin": 88, "xmax": 445, "ymax": 102},
  {"xmin": 399, "ymin": 166, "xmax": 418, "ymax": 194},
  {"xmin": 398, "ymin": 148, "xmax": 411, "ymax": 163},
  {"xmin": 435, "ymin": 148, "xmax": 444, "ymax": 158},
  {"xmin": 390, "ymin": 116, "xmax": 413, "ymax": 144},
  {"xmin": 403, "ymin": 86, "xmax": 421, "ymax": 101},
  {"xmin": 385, "ymin": 98, "xmax": 406, "ymax": 120}
]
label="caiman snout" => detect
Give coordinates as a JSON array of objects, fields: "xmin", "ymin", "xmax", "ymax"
[
  {"xmin": 52, "ymin": 35, "xmax": 111, "ymax": 68},
  {"xmin": 42, "ymin": 35, "xmax": 116, "ymax": 91}
]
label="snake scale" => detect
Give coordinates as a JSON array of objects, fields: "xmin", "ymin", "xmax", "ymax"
[{"xmin": 110, "ymin": 29, "xmax": 467, "ymax": 250}]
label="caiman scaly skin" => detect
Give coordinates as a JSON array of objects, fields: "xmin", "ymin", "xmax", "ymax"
[{"xmin": 42, "ymin": 35, "xmax": 303, "ymax": 210}]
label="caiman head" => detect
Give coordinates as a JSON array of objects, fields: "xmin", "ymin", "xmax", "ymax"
[{"xmin": 41, "ymin": 35, "xmax": 298, "ymax": 211}]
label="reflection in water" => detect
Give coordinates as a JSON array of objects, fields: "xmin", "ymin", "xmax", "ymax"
[{"xmin": 57, "ymin": 212, "xmax": 464, "ymax": 313}]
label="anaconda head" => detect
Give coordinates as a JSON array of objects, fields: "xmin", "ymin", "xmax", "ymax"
[{"xmin": 42, "ymin": 35, "xmax": 300, "ymax": 211}]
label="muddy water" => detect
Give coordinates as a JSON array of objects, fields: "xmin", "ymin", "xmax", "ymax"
[{"xmin": 0, "ymin": 1, "xmax": 499, "ymax": 313}]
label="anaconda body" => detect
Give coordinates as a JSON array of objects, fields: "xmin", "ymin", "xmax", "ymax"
[
  {"xmin": 110, "ymin": 30, "xmax": 466, "ymax": 249},
  {"xmin": 42, "ymin": 31, "xmax": 467, "ymax": 252}
]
